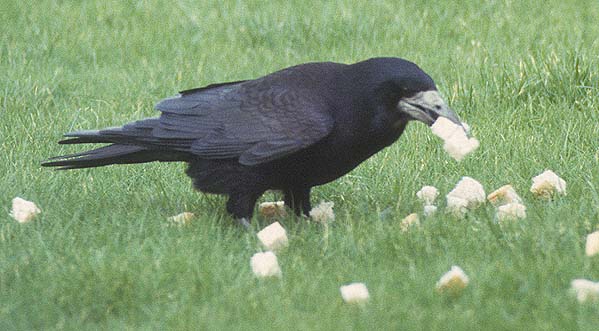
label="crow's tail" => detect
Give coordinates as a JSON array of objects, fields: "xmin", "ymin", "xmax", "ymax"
[{"xmin": 42, "ymin": 129, "xmax": 190, "ymax": 170}]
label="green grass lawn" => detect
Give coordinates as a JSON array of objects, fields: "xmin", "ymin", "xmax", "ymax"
[{"xmin": 2, "ymin": 0, "xmax": 599, "ymax": 329}]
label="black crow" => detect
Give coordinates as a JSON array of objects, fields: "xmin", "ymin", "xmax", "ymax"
[{"xmin": 43, "ymin": 57, "xmax": 462, "ymax": 227}]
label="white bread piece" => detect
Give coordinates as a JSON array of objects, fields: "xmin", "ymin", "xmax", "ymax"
[
  {"xmin": 443, "ymin": 136, "xmax": 480, "ymax": 162},
  {"xmin": 423, "ymin": 205, "xmax": 438, "ymax": 217},
  {"xmin": 10, "ymin": 197, "xmax": 41, "ymax": 223},
  {"xmin": 258, "ymin": 201, "xmax": 287, "ymax": 218},
  {"xmin": 167, "ymin": 212, "xmax": 195, "ymax": 226},
  {"xmin": 530, "ymin": 170, "xmax": 566, "ymax": 198},
  {"xmin": 570, "ymin": 279, "xmax": 599, "ymax": 303},
  {"xmin": 447, "ymin": 176, "xmax": 486, "ymax": 211},
  {"xmin": 309, "ymin": 201, "xmax": 335, "ymax": 223},
  {"xmin": 416, "ymin": 186, "xmax": 439, "ymax": 205},
  {"xmin": 496, "ymin": 203, "xmax": 527, "ymax": 222},
  {"xmin": 431, "ymin": 117, "xmax": 462, "ymax": 140},
  {"xmin": 447, "ymin": 177, "xmax": 486, "ymax": 205},
  {"xmin": 257, "ymin": 222, "xmax": 288, "ymax": 251},
  {"xmin": 436, "ymin": 266, "xmax": 470, "ymax": 296},
  {"xmin": 487, "ymin": 184, "xmax": 523, "ymax": 206},
  {"xmin": 446, "ymin": 196, "xmax": 469, "ymax": 218},
  {"xmin": 340, "ymin": 282, "xmax": 370, "ymax": 304},
  {"xmin": 400, "ymin": 213, "xmax": 420, "ymax": 232},
  {"xmin": 250, "ymin": 251, "xmax": 282, "ymax": 278},
  {"xmin": 431, "ymin": 117, "xmax": 479, "ymax": 161},
  {"xmin": 585, "ymin": 231, "xmax": 599, "ymax": 257}
]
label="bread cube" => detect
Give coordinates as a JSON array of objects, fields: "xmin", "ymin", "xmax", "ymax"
[
  {"xmin": 431, "ymin": 117, "xmax": 462, "ymax": 140},
  {"xmin": 10, "ymin": 197, "xmax": 41, "ymax": 223},
  {"xmin": 250, "ymin": 251, "xmax": 282, "ymax": 278},
  {"xmin": 340, "ymin": 282, "xmax": 370, "ymax": 304},
  {"xmin": 447, "ymin": 177, "xmax": 486, "ymax": 206},
  {"xmin": 496, "ymin": 203, "xmax": 527, "ymax": 222},
  {"xmin": 530, "ymin": 170, "xmax": 566, "ymax": 198},
  {"xmin": 570, "ymin": 279, "xmax": 599, "ymax": 303},
  {"xmin": 446, "ymin": 177, "xmax": 485, "ymax": 217},
  {"xmin": 487, "ymin": 184, "xmax": 523, "ymax": 206},
  {"xmin": 443, "ymin": 136, "xmax": 480, "ymax": 162},
  {"xmin": 436, "ymin": 266, "xmax": 470, "ymax": 297},
  {"xmin": 167, "ymin": 212, "xmax": 195, "ymax": 226},
  {"xmin": 446, "ymin": 196, "xmax": 469, "ymax": 218},
  {"xmin": 258, "ymin": 201, "xmax": 287, "ymax": 218},
  {"xmin": 585, "ymin": 231, "xmax": 599, "ymax": 257},
  {"xmin": 257, "ymin": 221, "xmax": 288, "ymax": 251},
  {"xmin": 423, "ymin": 205, "xmax": 438, "ymax": 217},
  {"xmin": 416, "ymin": 185, "xmax": 439, "ymax": 205},
  {"xmin": 431, "ymin": 117, "xmax": 479, "ymax": 161},
  {"xmin": 400, "ymin": 213, "xmax": 420, "ymax": 232},
  {"xmin": 309, "ymin": 201, "xmax": 335, "ymax": 223}
]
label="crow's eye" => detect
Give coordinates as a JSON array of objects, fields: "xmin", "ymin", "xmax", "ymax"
[{"xmin": 401, "ymin": 90, "xmax": 419, "ymax": 99}]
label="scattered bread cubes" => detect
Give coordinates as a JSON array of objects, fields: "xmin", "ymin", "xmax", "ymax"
[
  {"xmin": 250, "ymin": 251, "xmax": 282, "ymax": 278},
  {"xmin": 257, "ymin": 222, "xmax": 288, "ymax": 251},
  {"xmin": 10, "ymin": 197, "xmax": 41, "ymax": 223},
  {"xmin": 570, "ymin": 279, "xmax": 599, "ymax": 303},
  {"xmin": 530, "ymin": 170, "xmax": 566, "ymax": 198},
  {"xmin": 585, "ymin": 231, "xmax": 599, "ymax": 257},
  {"xmin": 431, "ymin": 117, "xmax": 479, "ymax": 161},
  {"xmin": 17, "ymin": 145, "xmax": 581, "ymax": 306},
  {"xmin": 309, "ymin": 201, "xmax": 335, "ymax": 223},
  {"xmin": 251, "ymin": 223, "xmax": 287, "ymax": 279},
  {"xmin": 436, "ymin": 266, "xmax": 470, "ymax": 297},
  {"xmin": 258, "ymin": 201, "xmax": 287, "ymax": 218},
  {"xmin": 446, "ymin": 177, "xmax": 485, "ymax": 217},
  {"xmin": 340, "ymin": 282, "xmax": 370, "ymax": 304},
  {"xmin": 400, "ymin": 213, "xmax": 420, "ymax": 232},
  {"xmin": 167, "ymin": 212, "xmax": 195, "ymax": 226}
]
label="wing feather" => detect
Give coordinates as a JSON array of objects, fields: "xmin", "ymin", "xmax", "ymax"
[{"xmin": 151, "ymin": 78, "xmax": 334, "ymax": 165}]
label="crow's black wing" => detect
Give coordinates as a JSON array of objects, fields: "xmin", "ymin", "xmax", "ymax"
[{"xmin": 154, "ymin": 79, "xmax": 334, "ymax": 166}]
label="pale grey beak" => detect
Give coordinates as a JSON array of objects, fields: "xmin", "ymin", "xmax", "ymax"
[{"xmin": 397, "ymin": 90, "xmax": 462, "ymax": 127}]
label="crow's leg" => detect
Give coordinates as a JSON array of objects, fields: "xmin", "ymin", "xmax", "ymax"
[
  {"xmin": 226, "ymin": 191, "xmax": 264, "ymax": 227},
  {"xmin": 284, "ymin": 187, "xmax": 312, "ymax": 217},
  {"xmin": 283, "ymin": 189, "xmax": 295, "ymax": 213},
  {"xmin": 237, "ymin": 217, "xmax": 251, "ymax": 229}
]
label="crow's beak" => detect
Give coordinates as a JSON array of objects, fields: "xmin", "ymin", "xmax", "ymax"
[{"xmin": 397, "ymin": 90, "xmax": 462, "ymax": 127}]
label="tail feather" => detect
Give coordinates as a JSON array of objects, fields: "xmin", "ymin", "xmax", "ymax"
[
  {"xmin": 43, "ymin": 118, "xmax": 192, "ymax": 170},
  {"xmin": 59, "ymin": 118, "xmax": 161, "ymax": 145},
  {"xmin": 42, "ymin": 145, "xmax": 147, "ymax": 169},
  {"xmin": 58, "ymin": 130, "xmax": 112, "ymax": 144},
  {"xmin": 42, "ymin": 144, "xmax": 192, "ymax": 170}
]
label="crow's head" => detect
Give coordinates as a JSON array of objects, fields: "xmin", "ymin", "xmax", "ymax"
[{"xmin": 359, "ymin": 57, "xmax": 462, "ymax": 127}]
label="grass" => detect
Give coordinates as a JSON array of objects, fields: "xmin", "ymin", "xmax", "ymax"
[{"xmin": 1, "ymin": 0, "xmax": 599, "ymax": 329}]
